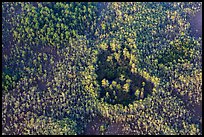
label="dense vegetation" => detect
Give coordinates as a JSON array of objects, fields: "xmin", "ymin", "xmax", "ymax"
[{"xmin": 2, "ymin": 2, "xmax": 202, "ymax": 135}]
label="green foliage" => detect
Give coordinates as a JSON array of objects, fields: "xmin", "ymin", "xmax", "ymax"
[{"xmin": 2, "ymin": 2, "xmax": 202, "ymax": 135}]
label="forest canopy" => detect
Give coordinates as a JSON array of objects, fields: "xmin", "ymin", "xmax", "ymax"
[{"xmin": 2, "ymin": 2, "xmax": 202, "ymax": 135}]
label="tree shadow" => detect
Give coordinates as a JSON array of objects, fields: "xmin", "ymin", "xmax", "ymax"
[{"xmin": 96, "ymin": 51, "xmax": 154, "ymax": 106}]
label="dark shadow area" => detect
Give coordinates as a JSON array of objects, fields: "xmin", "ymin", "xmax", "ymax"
[
  {"xmin": 189, "ymin": 9, "xmax": 202, "ymax": 39},
  {"xmin": 170, "ymin": 86, "xmax": 202, "ymax": 133},
  {"xmin": 96, "ymin": 51, "xmax": 154, "ymax": 106}
]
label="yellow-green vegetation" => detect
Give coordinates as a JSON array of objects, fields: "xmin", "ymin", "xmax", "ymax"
[{"xmin": 2, "ymin": 2, "xmax": 202, "ymax": 135}]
